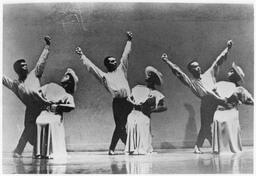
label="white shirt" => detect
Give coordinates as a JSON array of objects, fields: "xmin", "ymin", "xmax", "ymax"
[{"xmin": 80, "ymin": 41, "xmax": 132, "ymax": 98}]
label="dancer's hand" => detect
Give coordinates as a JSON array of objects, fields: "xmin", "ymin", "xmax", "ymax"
[
  {"xmin": 161, "ymin": 53, "xmax": 168, "ymax": 62},
  {"xmin": 126, "ymin": 31, "xmax": 133, "ymax": 41},
  {"xmin": 227, "ymin": 40, "xmax": 233, "ymax": 49},
  {"xmin": 75, "ymin": 47, "xmax": 83, "ymax": 56},
  {"xmin": 44, "ymin": 36, "xmax": 51, "ymax": 45},
  {"xmin": 51, "ymin": 104, "xmax": 58, "ymax": 112}
]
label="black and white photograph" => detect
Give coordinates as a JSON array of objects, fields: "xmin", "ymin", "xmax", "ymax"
[{"xmin": 1, "ymin": 0, "xmax": 254, "ymax": 174}]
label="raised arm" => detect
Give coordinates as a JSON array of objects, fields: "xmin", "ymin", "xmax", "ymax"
[
  {"xmin": 33, "ymin": 36, "xmax": 51, "ymax": 78},
  {"xmin": 119, "ymin": 31, "xmax": 133, "ymax": 74},
  {"xmin": 2, "ymin": 75, "xmax": 17, "ymax": 91},
  {"xmin": 206, "ymin": 40, "xmax": 233, "ymax": 77},
  {"xmin": 161, "ymin": 53, "xmax": 199, "ymax": 94},
  {"xmin": 75, "ymin": 47, "xmax": 106, "ymax": 84}
]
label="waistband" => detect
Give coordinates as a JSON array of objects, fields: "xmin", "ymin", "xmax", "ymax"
[
  {"xmin": 217, "ymin": 106, "xmax": 237, "ymax": 111},
  {"xmin": 134, "ymin": 105, "xmax": 143, "ymax": 111}
]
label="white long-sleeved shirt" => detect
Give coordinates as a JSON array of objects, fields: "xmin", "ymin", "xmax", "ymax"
[
  {"xmin": 166, "ymin": 47, "xmax": 230, "ymax": 99},
  {"xmin": 3, "ymin": 46, "xmax": 50, "ymax": 123},
  {"xmin": 80, "ymin": 41, "xmax": 131, "ymax": 98}
]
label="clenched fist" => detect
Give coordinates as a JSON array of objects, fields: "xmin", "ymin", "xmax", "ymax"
[
  {"xmin": 126, "ymin": 31, "xmax": 133, "ymax": 41},
  {"xmin": 227, "ymin": 40, "xmax": 233, "ymax": 49},
  {"xmin": 44, "ymin": 36, "xmax": 51, "ymax": 45},
  {"xmin": 75, "ymin": 47, "xmax": 83, "ymax": 56},
  {"xmin": 161, "ymin": 53, "xmax": 168, "ymax": 62}
]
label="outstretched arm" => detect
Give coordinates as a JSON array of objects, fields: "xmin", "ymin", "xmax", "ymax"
[
  {"xmin": 151, "ymin": 99, "xmax": 167, "ymax": 113},
  {"xmin": 206, "ymin": 89, "xmax": 228, "ymax": 106},
  {"xmin": 237, "ymin": 86, "xmax": 254, "ymax": 105},
  {"xmin": 119, "ymin": 31, "xmax": 133, "ymax": 74},
  {"xmin": 33, "ymin": 36, "xmax": 51, "ymax": 78},
  {"xmin": 75, "ymin": 47, "xmax": 106, "ymax": 85},
  {"xmin": 55, "ymin": 95, "xmax": 75, "ymax": 113},
  {"xmin": 207, "ymin": 40, "xmax": 233, "ymax": 77},
  {"xmin": 161, "ymin": 53, "xmax": 201, "ymax": 96},
  {"xmin": 2, "ymin": 75, "xmax": 16, "ymax": 91}
]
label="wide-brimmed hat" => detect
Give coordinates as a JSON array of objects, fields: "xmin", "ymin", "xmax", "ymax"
[
  {"xmin": 64, "ymin": 68, "xmax": 79, "ymax": 92},
  {"xmin": 232, "ymin": 62, "xmax": 245, "ymax": 82},
  {"xmin": 145, "ymin": 66, "xmax": 163, "ymax": 86}
]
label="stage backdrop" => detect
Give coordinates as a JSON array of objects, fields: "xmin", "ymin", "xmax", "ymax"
[{"xmin": 2, "ymin": 3, "xmax": 254, "ymax": 152}]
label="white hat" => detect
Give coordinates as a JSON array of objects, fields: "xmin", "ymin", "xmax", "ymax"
[
  {"xmin": 145, "ymin": 66, "xmax": 163, "ymax": 86},
  {"xmin": 232, "ymin": 62, "xmax": 245, "ymax": 83},
  {"xmin": 64, "ymin": 68, "xmax": 79, "ymax": 92}
]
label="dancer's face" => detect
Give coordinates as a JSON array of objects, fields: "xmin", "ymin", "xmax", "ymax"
[
  {"xmin": 106, "ymin": 57, "xmax": 117, "ymax": 72},
  {"xmin": 227, "ymin": 68, "xmax": 235, "ymax": 78},
  {"xmin": 145, "ymin": 72, "xmax": 157, "ymax": 87},
  {"xmin": 189, "ymin": 61, "xmax": 201, "ymax": 78},
  {"xmin": 18, "ymin": 61, "xmax": 28, "ymax": 76},
  {"xmin": 61, "ymin": 74, "xmax": 71, "ymax": 88},
  {"xmin": 227, "ymin": 68, "xmax": 240, "ymax": 82},
  {"xmin": 61, "ymin": 73, "xmax": 75, "ymax": 93}
]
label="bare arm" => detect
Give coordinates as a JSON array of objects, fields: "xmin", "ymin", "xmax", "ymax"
[
  {"xmin": 206, "ymin": 89, "xmax": 228, "ymax": 106},
  {"xmin": 52, "ymin": 95, "xmax": 75, "ymax": 113},
  {"xmin": 33, "ymin": 36, "xmax": 51, "ymax": 78},
  {"xmin": 151, "ymin": 99, "xmax": 167, "ymax": 113},
  {"xmin": 237, "ymin": 86, "xmax": 254, "ymax": 105},
  {"xmin": 56, "ymin": 102, "xmax": 75, "ymax": 113}
]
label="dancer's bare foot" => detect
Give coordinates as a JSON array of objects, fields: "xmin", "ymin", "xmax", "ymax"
[{"xmin": 194, "ymin": 145, "xmax": 203, "ymax": 154}]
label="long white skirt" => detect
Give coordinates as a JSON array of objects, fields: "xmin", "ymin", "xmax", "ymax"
[
  {"xmin": 125, "ymin": 110, "xmax": 153, "ymax": 155},
  {"xmin": 212, "ymin": 108, "xmax": 242, "ymax": 153},
  {"xmin": 36, "ymin": 111, "xmax": 67, "ymax": 158}
]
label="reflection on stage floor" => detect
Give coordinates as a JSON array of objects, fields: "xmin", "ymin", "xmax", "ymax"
[{"xmin": 2, "ymin": 146, "xmax": 253, "ymax": 174}]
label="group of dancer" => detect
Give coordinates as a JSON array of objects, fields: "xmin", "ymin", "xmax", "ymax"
[{"xmin": 3, "ymin": 31, "xmax": 253, "ymax": 159}]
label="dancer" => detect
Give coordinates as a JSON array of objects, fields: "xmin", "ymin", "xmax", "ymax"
[
  {"xmin": 125, "ymin": 66, "xmax": 167, "ymax": 155},
  {"xmin": 2, "ymin": 36, "xmax": 52, "ymax": 158},
  {"xmin": 75, "ymin": 31, "xmax": 133, "ymax": 155},
  {"xmin": 36, "ymin": 68, "xmax": 78, "ymax": 159},
  {"xmin": 161, "ymin": 40, "xmax": 232, "ymax": 153},
  {"xmin": 212, "ymin": 63, "xmax": 253, "ymax": 153}
]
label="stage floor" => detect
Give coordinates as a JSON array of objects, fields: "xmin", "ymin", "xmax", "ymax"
[{"xmin": 2, "ymin": 147, "xmax": 253, "ymax": 174}]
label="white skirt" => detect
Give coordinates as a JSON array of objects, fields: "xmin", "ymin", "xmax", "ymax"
[
  {"xmin": 125, "ymin": 110, "xmax": 152, "ymax": 155},
  {"xmin": 212, "ymin": 108, "xmax": 242, "ymax": 153},
  {"xmin": 36, "ymin": 111, "xmax": 67, "ymax": 158}
]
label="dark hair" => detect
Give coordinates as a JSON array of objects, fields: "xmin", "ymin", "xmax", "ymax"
[
  {"xmin": 65, "ymin": 73, "xmax": 75, "ymax": 94},
  {"xmin": 104, "ymin": 56, "xmax": 114, "ymax": 68},
  {"xmin": 13, "ymin": 59, "xmax": 26, "ymax": 74},
  {"xmin": 187, "ymin": 59, "xmax": 198, "ymax": 72}
]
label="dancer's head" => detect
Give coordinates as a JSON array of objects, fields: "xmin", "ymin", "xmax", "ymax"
[
  {"xmin": 187, "ymin": 60, "xmax": 201, "ymax": 79},
  {"xmin": 61, "ymin": 68, "xmax": 79, "ymax": 94},
  {"xmin": 104, "ymin": 56, "xmax": 117, "ymax": 72},
  {"xmin": 145, "ymin": 66, "xmax": 163, "ymax": 89},
  {"xmin": 13, "ymin": 59, "xmax": 28, "ymax": 80},
  {"xmin": 227, "ymin": 62, "xmax": 244, "ymax": 84}
]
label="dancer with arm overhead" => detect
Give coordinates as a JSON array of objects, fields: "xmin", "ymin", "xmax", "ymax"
[
  {"xmin": 75, "ymin": 32, "xmax": 134, "ymax": 155},
  {"xmin": 161, "ymin": 40, "xmax": 233, "ymax": 153}
]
